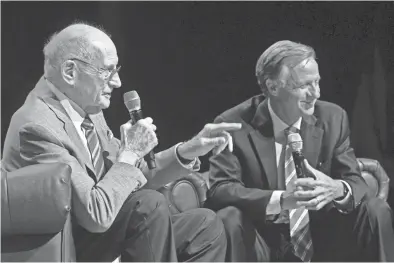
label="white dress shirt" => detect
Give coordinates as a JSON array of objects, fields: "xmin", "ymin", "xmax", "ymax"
[{"xmin": 265, "ymin": 99, "xmax": 352, "ymax": 217}]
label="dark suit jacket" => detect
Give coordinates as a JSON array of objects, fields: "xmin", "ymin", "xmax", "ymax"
[
  {"xmin": 2, "ymin": 76, "xmax": 197, "ymax": 233},
  {"xmin": 207, "ymin": 95, "xmax": 368, "ymax": 223}
]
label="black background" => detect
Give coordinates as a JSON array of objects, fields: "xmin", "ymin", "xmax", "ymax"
[{"xmin": 2, "ymin": 1, "xmax": 393, "ymax": 174}]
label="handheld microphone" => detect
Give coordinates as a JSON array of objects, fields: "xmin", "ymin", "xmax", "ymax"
[
  {"xmin": 123, "ymin": 90, "xmax": 156, "ymax": 170},
  {"xmin": 287, "ymin": 133, "xmax": 316, "ymax": 179}
]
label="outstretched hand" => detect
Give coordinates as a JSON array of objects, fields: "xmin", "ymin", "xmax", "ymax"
[{"xmin": 177, "ymin": 122, "xmax": 242, "ymax": 160}]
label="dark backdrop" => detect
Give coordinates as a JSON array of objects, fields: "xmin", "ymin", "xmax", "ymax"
[{"xmin": 2, "ymin": 1, "xmax": 393, "ymax": 172}]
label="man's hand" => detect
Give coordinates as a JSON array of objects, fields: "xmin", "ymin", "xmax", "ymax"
[
  {"xmin": 177, "ymin": 122, "xmax": 242, "ymax": 160},
  {"xmin": 292, "ymin": 160, "xmax": 345, "ymax": 210},
  {"xmin": 280, "ymin": 190, "xmax": 313, "ymax": 211},
  {"xmin": 117, "ymin": 117, "xmax": 158, "ymax": 165}
]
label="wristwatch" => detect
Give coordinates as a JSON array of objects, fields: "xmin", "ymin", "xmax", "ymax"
[
  {"xmin": 176, "ymin": 143, "xmax": 194, "ymax": 164},
  {"xmin": 334, "ymin": 181, "xmax": 349, "ymax": 201}
]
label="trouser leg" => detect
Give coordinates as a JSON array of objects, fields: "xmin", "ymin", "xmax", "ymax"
[
  {"xmin": 172, "ymin": 208, "xmax": 227, "ymax": 262},
  {"xmin": 74, "ymin": 189, "xmax": 177, "ymax": 262},
  {"xmin": 216, "ymin": 206, "xmax": 270, "ymax": 262},
  {"xmin": 311, "ymin": 197, "xmax": 394, "ymax": 262},
  {"xmin": 352, "ymin": 197, "xmax": 394, "ymax": 261}
]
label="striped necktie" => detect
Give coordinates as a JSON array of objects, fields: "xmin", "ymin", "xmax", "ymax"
[
  {"xmin": 81, "ymin": 117, "xmax": 105, "ymax": 180},
  {"xmin": 285, "ymin": 127, "xmax": 313, "ymax": 262}
]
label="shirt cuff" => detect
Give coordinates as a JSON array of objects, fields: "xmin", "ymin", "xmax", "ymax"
[
  {"xmin": 174, "ymin": 142, "xmax": 200, "ymax": 171},
  {"xmin": 266, "ymin": 190, "xmax": 285, "ymax": 215},
  {"xmin": 333, "ymin": 180, "xmax": 352, "ymax": 206}
]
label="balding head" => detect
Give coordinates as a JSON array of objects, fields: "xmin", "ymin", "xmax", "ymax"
[
  {"xmin": 41, "ymin": 23, "xmax": 121, "ymax": 114},
  {"xmin": 43, "ymin": 23, "xmax": 113, "ymax": 76}
]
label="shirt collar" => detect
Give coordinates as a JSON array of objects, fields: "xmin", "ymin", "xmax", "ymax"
[
  {"xmin": 267, "ymin": 98, "xmax": 302, "ymax": 140},
  {"xmin": 45, "ymin": 77, "xmax": 87, "ymax": 125}
]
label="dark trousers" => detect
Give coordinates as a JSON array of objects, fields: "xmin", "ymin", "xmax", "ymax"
[
  {"xmin": 74, "ymin": 189, "xmax": 227, "ymax": 262},
  {"xmin": 216, "ymin": 197, "xmax": 394, "ymax": 262}
]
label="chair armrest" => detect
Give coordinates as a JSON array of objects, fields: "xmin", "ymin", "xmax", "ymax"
[
  {"xmin": 1, "ymin": 163, "xmax": 72, "ymax": 236},
  {"xmin": 357, "ymin": 158, "xmax": 390, "ymax": 201},
  {"xmin": 158, "ymin": 172, "xmax": 208, "ymax": 214}
]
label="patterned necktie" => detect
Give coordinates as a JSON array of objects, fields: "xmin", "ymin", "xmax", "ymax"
[
  {"xmin": 285, "ymin": 128, "xmax": 313, "ymax": 262},
  {"xmin": 81, "ymin": 117, "xmax": 105, "ymax": 180}
]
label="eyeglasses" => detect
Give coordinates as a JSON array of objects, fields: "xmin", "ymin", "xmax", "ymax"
[{"xmin": 69, "ymin": 58, "xmax": 121, "ymax": 82}]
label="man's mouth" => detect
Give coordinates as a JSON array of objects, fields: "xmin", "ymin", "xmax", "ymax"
[
  {"xmin": 102, "ymin": 92, "xmax": 111, "ymax": 98},
  {"xmin": 302, "ymin": 100, "xmax": 315, "ymax": 108}
]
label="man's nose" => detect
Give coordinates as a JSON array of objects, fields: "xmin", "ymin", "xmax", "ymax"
[
  {"xmin": 109, "ymin": 73, "xmax": 122, "ymax": 88},
  {"xmin": 308, "ymin": 84, "xmax": 320, "ymax": 98}
]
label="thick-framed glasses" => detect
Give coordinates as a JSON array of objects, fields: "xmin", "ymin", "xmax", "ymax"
[{"xmin": 69, "ymin": 58, "xmax": 121, "ymax": 82}]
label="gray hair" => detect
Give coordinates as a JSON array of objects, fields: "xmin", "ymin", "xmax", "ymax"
[
  {"xmin": 43, "ymin": 22, "xmax": 110, "ymax": 75},
  {"xmin": 255, "ymin": 40, "xmax": 316, "ymax": 95}
]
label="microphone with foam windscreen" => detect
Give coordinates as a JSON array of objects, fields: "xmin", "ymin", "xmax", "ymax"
[
  {"xmin": 123, "ymin": 90, "xmax": 156, "ymax": 170},
  {"xmin": 287, "ymin": 133, "xmax": 316, "ymax": 179}
]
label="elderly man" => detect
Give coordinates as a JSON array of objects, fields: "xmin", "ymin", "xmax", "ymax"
[
  {"xmin": 206, "ymin": 40, "xmax": 394, "ymax": 262},
  {"xmin": 2, "ymin": 23, "xmax": 241, "ymax": 262}
]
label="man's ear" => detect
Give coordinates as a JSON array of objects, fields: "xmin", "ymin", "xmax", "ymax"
[
  {"xmin": 265, "ymin": 79, "xmax": 279, "ymax": 96},
  {"xmin": 61, "ymin": 60, "xmax": 77, "ymax": 86}
]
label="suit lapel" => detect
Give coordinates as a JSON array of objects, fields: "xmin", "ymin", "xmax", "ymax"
[
  {"xmin": 300, "ymin": 114, "xmax": 324, "ymax": 168},
  {"xmin": 247, "ymin": 98, "xmax": 324, "ymax": 188},
  {"xmin": 249, "ymin": 130, "xmax": 278, "ymax": 189},
  {"xmin": 37, "ymin": 80, "xmax": 96, "ymax": 174},
  {"xmin": 249, "ymin": 99, "xmax": 278, "ymax": 189}
]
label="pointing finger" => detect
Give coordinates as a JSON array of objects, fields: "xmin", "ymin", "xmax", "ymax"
[
  {"xmin": 225, "ymin": 131, "xmax": 234, "ymax": 152},
  {"xmin": 204, "ymin": 123, "xmax": 242, "ymax": 134},
  {"xmin": 213, "ymin": 132, "xmax": 231, "ymax": 155}
]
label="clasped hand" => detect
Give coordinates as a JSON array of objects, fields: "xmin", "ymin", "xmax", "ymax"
[{"xmin": 281, "ymin": 160, "xmax": 345, "ymax": 211}]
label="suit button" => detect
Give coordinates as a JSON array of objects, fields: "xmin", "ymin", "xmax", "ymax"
[
  {"xmin": 60, "ymin": 178, "xmax": 67, "ymax": 184},
  {"xmin": 65, "ymin": 205, "xmax": 71, "ymax": 212}
]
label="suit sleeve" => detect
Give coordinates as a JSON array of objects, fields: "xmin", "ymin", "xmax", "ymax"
[
  {"xmin": 19, "ymin": 123, "xmax": 144, "ymax": 233},
  {"xmin": 112, "ymin": 132, "xmax": 201, "ymax": 190},
  {"xmin": 112, "ymin": 133, "xmax": 201, "ymax": 190},
  {"xmin": 206, "ymin": 116, "xmax": 274, "ymax": 222},
  {"xmin": 332, "ymin": 109, "xmax": 368, "ymax": 210},
  {"xmin": 138, "ymin": 146, "xmax": 201, "ymax": 190}
]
